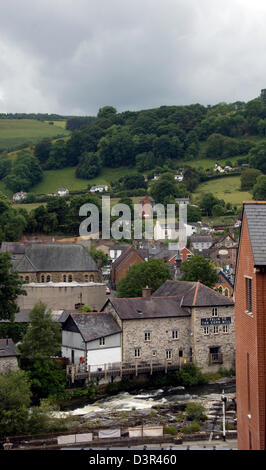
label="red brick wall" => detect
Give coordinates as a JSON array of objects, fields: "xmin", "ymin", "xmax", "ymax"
[
  {"xmin": 111, "ymin": 251, "xmax": 144, "ymax": 287},
  {"xmin": 235, "ymin": 213, "xmax": 266, "ymax": 450}
]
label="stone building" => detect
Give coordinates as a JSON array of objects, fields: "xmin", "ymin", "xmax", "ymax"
[
  {"xmin": 215, "ymin": 270, "xmax": 234, "ymax": 298},
  {"xmin": 1, "ymin": 242, "xmax": 101, "ymax": 283},
  {"xmin": 208, "ymin": 234, "xmax": 238, "ymax": 274},
  {"xmin": 0, "ymin": 338, "xmax": 19, "ymax": 373},
  {"xmin": 234, "ymin": 202, "xmax": 266, "ymax": 450},
  {"xmin": 102, "ymin": 281, "xmax": 235, "ymax": 373}
]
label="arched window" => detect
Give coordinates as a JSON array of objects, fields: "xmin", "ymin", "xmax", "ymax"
[
  {"xmin": 46, "ymin": 275, "xmax": 51, "ymax": 282},
  {"xmin": 89, "ymin": 275, "xmax": 94, "ymax": 282},
  {"xmin": 224, "ymin": 288, "xmax": 229, "ymax": 297},
  {"xmin": 41, "ymin": 275, "xmax": 45, "ymax": 283},
  {"xmin": 68, "ymin": 274, "xmax": 73, "ymax": 283},
  {"xmin": 25, "ymin": 276, "xmax": 30, "ymax": 283},
  {"xmin": 85, "ymin": 274, "xmax": 89, "ymax": 282},
  {"xmin": 63, "ymin": 274, "xmax": 67, "ymax": 282}
]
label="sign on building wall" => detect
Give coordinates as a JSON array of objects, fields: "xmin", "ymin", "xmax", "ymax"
[{"xmin": 201, "ymin": 317, "xmax": 231, "ymax": 326}]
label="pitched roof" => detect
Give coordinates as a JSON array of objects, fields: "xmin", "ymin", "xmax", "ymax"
[
  {"xmin": 0, "ymin": 339, "xmax": 19, "ymax": 357},
  {"xmin": 8, "ymin": 243, "xmax": 98, "ymax": 273},
  {"xmin": 244, "ymin": 202, "xmax": 266, "ymax": 266},
  {"xmin": 106, "ymin": 297, "xmax": 191, "ymax": 320},
  {"xmin": 153, "ymin": 280, "xmax": 234, "ymax": 307},
  {"xmin": 191, "ymin": 235, "xmax": 213, "ymax": 243},
  {"xmin": 112, "ymin": 246, "xmax": 145, "ymax": 270},
  {"xmin": 64, "ymin": 312, "xmax": 121, "ymax": 342}
]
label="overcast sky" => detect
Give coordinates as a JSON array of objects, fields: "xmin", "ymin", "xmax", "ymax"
[{"xmin": 1, "ymin": 0, "xmax": 266, "ymax": 115}]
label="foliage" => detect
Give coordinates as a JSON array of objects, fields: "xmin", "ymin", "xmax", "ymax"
[
  {"xmin": 0, "ymin": 322, "xmax": 28, "ymax": 343},
  {"xmin": 175, "ymin": 363, "xmax": 208, "ymax": 387},
  {"xmin": 90, "ymin": 245, "xmax": 109, "ymax": 268},
  {"xmin": 0, "ymin": 194, "xmax": 28, "ymax": 242},
  {"xmin": 24, "ymin": 359, "xmax": 66, "ymax": 403},
  {"xmin": 117, "ymin": 258, "xmax": 172, "ymax": 297},
  {"xmin": 180, "ymin": 421, "xmax": 201, "ymax": 434},
  {"xmin": 0, "ymin": 370, "xmax": 32, "ymax": 438},
  {"xmin": 253, "ymin": 175, "xmax": 266, "ymax": 200},
  {"xmin": 180, "ymin": 254, "xmax": 219, "ymax": 288},
  {"xmin": 0, "ymin": 252, "xmax": 26, "ymax": 321},
  {"xmin": 164, "ymin": 425, "xmax": 178, "ymax": 435},
  {"xmin": 75, "ymin": 152, "xmax": 101, "ymax": 179},
  {"xmin": 240, "ymin": 168, "xmax": 262, "ymax": 190},
  {"xmin": 149, "ymin": 173, "xmax": 189, "ymax": 205},
  {"xmin": 19, "ymin": 302, "xmax": 61, "ymax": 361},
  {"xmin": 249, "ymin": 141, "xmax": 266, "ymax": 174},
  {"xmin": 4, "ymin": 150, "xmax": 43, "ymax": 192},
  {"xmin": 185, "ymin": 402, "xmax": 207, "ymax": 421}
]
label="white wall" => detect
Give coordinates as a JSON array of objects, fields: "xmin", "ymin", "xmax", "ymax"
[{"xmin": 87, "ymin": 347, "xmax": 121, "ymax": 371}]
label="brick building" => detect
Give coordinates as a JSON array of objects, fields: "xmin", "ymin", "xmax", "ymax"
[
  {"xmin": 234, "ymin": 202, "xmax": 266, "ymax": 450},
  {"xmin": 110, "ymin": 246, "xmax": 145, "ymax": 289}
]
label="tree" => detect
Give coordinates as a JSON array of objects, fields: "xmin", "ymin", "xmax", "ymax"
[
  {"xmin": 240, "ymin": 168, "xmax": 262, "ymax": 190},
  {"xmin": 4, "ymin": 151, "xmax": 43, "ymax": 192},
  {"xmin": 19, "ymin": 302, "xmax": 61, "ymax": 361},
  {"xmin": 180, "ymin": 254, "xmax": 219, "ymax": 288},
  {"xmin": 199, "ymin": 193, "xmax": 220, "ymax": 217},
  {"xmin": 0, "ymin": 370, "xmax": 32, "ymax": 438},
  {"xmin": 97, "ymin": 106, "xmax": 117, "ymax": 120},
  {"xmin": 0, "ymin": 155, "xmax": 12, "ymax": 179},
  {"xmin": 253, "ymin": 175, "xmax": 266, "ymax": 200},
  {"xmin": 150, "ymin": 173, "xmax": 189, "ymax": 205},
  {"xmin": 0, "ymin": 252, "xmax": 26, "ymax": 321},
  {"xmin": 34, "ymin": 139, "xmax": 52, "ymax": 165},
  {"xmin": 248, "ymin": 141, "xmax": 266, "ymax": 173},
  {"xmin": 117, "ymin": 259, "xmax": 172, "ymax": 297},
  {"xmin": 75, "ymin": 152, "xmax": 101, "ymax": 179},
  {"xmin": 46, "ymin": 140, "xmax": 67, "ymax": 169}
]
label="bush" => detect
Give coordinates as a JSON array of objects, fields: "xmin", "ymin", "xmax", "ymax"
[
  {"xmin": 175, "ymin": 363, "xmax": 208, "ymax": 387},
  {"xmin": 186, "ymin": 402, "xmax": 207, "ymax": 421},
  {"xmin": 164, "ymin": 425, "xmax": 178, "ymax": 435},
  {"xmin": 180, "ymin": 421, "xmax": 201, "ymax": 434}
]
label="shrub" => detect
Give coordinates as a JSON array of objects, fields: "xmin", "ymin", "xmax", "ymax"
[
  {"xmin": 180, "ymin": 421, "xmax": 201, "ymax": 434},
  {"xmin": 164, "ymin": 425, "xmax": 178, "ymax": 435},
  {"xmin": 186, "ymin": 402, "xmax": 207, "ymax": 421},
  {"xmin": 175, "ymin": 363, "xmax": 208, "ymax": 387}
]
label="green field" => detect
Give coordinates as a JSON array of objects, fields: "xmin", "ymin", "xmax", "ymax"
[
  {"xmin": 194, "ymin": 175, "xmax": 252, "ymax": 206},
  {"xmin": 31, "ymin": 166, "xmax": 138, "ymax": 194},
  {"xmin": 0, "ymin": 119, "xmax": 70, "ymax": 151}
]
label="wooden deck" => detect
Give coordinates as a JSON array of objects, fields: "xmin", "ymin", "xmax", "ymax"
[{"xmin": 66, "ymin": 359, "xmax": 190, "ymax": 383}]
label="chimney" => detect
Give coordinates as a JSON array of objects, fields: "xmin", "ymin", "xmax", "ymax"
[{"xmin": 142, "ymin": 286, "xmax": 151, "ymax": 299}]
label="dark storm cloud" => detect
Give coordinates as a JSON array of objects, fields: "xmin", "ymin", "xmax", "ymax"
[{"xmin": 0, "ymin": 0, "xmax": 266, "ymax": 114}]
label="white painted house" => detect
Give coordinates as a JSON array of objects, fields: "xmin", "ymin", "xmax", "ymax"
[
  {"xmin": 90, "ymin": 185, "xmax": 108, "ymax": 193},
  {"xmin": 57, "ymin": 188, "xmax": 69, "ymax": 197},
  {"xmin": 12, "ymin": 191, "xmax": 27, "ymax": 202},
  {"xmin": 62, "ymin": 312, "xmax": 122, "ymax": 371},
  {"xmin": 154, "ymin": 221, "xmax": 197, "ymax": 240}
]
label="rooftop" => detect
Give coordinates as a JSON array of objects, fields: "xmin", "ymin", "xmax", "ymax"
[
  {"xmin": 63, "ymin": 312, "xmax": 121, "ymax": 342},
  {"xmin": 0, "ymin": 338, "xmax": 19, "ymax": 357},
  {"xmin": 105, "ymin": 297, "xmax": 191, "ymax": 320},
  {"xmin": 244, "ymin": 202, "xmax": 266, "ymax": 266}
]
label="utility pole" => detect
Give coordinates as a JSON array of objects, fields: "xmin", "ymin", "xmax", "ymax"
[{"xmin": 221, "ymin": 389, "xmax": 227, "ymax": 441}]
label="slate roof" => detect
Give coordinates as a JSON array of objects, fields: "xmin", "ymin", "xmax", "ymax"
[
  {"xmin": 191, "ymin": 236, "xmax": 213, "ymax": 243},
  {"xmin": 7, "ymin": 243, "xmax": 98, "ymax": 273},
  {"xmin": 244, "ymin": 203, "xmax": 266, "ymax": 266},
  {"xmin": 64, "ymin": 313, "xmax": 121, "ymax": 342},
  {"xmin": 0, "ymin": 339, "xmax": 19, "ymax": 357},
  {"xmin": 106, "ymin": 297, "xmax": 191, "ymax": 320},
  {"xmin": 153, "ymin": 280, "xmax": 234, "ymax": 307}
]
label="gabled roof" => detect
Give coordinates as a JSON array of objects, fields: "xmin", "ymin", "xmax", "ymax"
[
  {"xmin": 153, "ymin": 280, "xmax": 234, "ymax": 307},
  {"xmin": 5, "ymin": 243, "xmax": 98, "ymax": 273},
  {"xmin": 243, "ymin": 202, "xmax": 266, "ymax": 266},
  {"xmin": 63, "ymin": 312, "xmax": 121, "ymax": 342},
  {"xmin": 112, "ymin": 246, "xmax": 145, "ymax": 271},
  {"xmin": 0, "ymin": 339, "xmax": 19, "ymax": 357},
  {"xmin": 105, "ymin": 297, "xmax": 191, "ymax": 320},
  {"xmin": 191, "ymin": 235, "xmax": 213, "ymax": 243}
]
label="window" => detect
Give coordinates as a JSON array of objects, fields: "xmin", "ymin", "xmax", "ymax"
[
  {"xmin": 144, "ymin": 331, "xmax": 151, "ymax": 342},
  {"xmin": 99, "ymin": 337, "xmax": 105, "ymax": 346},
  {"xmin": 85, "ymin": 274, "xmax": 89, "ymax": 282},
  {"xmin": 134, "ymin": 347, "xmax": 141, "ymax": 358},
  {"xmin": 166, "ymin": 350, "xmax": 172, "ymax": 360},
  {"xmin": 172, "ymin": 329, "xmax": 179, "ymax": 340},
  {"xmin": 213, "ymin": 325, "xmax": 219, "ymax": 334},
  {"xmin": 152, "ymin": 350, "xmax": 157, "ymax": 357},
  {"xmin": 63, "ymin": 274, "xmax": 67, "ymax": 282},
  {"xmin": 224, "ymin": 288, "xmax": 229, "ymax": 297},
  {"xmin": 222, "ymin": 324, "xmax": 229, "ymax": 334},
  {"xmin": 90, "ymin": 275, "xmax": 94, "ymax": 282},
  {"xmin": 68, "ymin": 274, "xmax": 73, "ymax": 283},
  {"xmin": 203, "ymin": 326, "xmax": 209, "ymax": 335},
  {"xmin": 41, "ymin": 275, "xmax": 45, "ymax": 283},
  {"xmin": 46, "ymin": 275, "xmax": 51, "ymax": 282},
  {"xmin": 212, "ymin": 308, "xmax": 218, "ymax": 317},
  {"xmin": 246, "ymin": 277, "xmax": 252, "ymax": 313},
  {"xmin": 25, "ymin": 276, "xmax": 29, "ymax": 283}
]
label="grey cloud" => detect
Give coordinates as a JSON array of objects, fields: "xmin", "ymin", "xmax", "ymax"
[{"xmin": 0, "ymin": 0, "xmax": 266, "ymax": 114}]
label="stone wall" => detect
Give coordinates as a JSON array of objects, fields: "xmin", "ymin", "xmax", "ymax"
[
  {"xmin": 17, "ymin": 283, "xmax": 107, "ymax": 311},
  {"xmin": 0, "ymin": 356, "xmax": 19, "ymax": 373},
  {"xmin": 20, "ymin": 271, "xmax": 101, "ymax": 283}
]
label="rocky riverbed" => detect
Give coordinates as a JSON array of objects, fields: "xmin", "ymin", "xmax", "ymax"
[{"xmin": 53, "ymin": 377, "xmax": 236, "ymax": 435}]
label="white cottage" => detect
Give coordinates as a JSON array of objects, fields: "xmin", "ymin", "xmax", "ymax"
[{"xmin": 62, "ymin": 312, "xmax": 122, "ymax": 371}]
